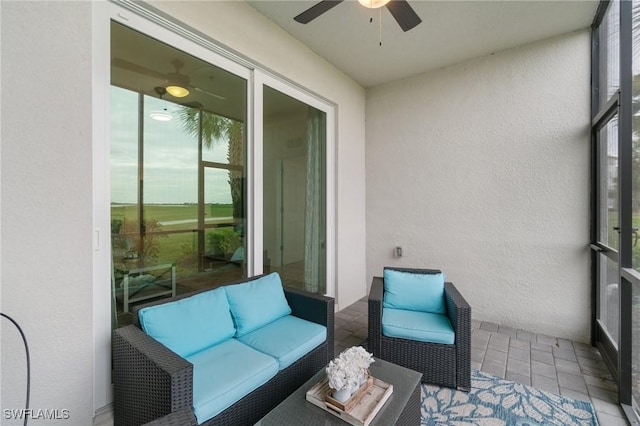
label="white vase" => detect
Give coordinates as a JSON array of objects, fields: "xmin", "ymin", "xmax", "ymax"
[
  {"xmin": 358, "ymin": 372, "xmax": 366, "ymax": 386},
  {"xmin": 332, "ymin": 387, "xmax": 350, "ymax": 403}
]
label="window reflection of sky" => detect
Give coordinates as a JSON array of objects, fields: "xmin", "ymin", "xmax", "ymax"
[{"xmin": 110, "ymin": 86, "xmax": 233, "ymax": 204}]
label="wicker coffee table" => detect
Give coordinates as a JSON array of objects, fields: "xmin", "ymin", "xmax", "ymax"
[{"xmin": 255, "ymin": 357, "xmax": 422, "ymax": 425}]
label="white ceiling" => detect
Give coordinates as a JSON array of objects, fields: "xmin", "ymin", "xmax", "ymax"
[{"xmin": 247, "ymin": 0, "xmax": 599, "ymax": 88}]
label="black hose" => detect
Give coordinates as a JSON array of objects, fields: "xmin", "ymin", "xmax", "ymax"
[{"xmin": 1, "ymin": 313, "xmax": 30, "ymax": 426}]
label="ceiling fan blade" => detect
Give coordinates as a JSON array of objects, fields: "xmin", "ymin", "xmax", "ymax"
[
  {"xmin": 386, "ymin": 0, "xmax": 421, "ymax": 32},
  {"xmin": 193, "ymin": 85, "xmax": 227, "ymax": 101},
  {"xmin": 294, "ymin": 0, "xmax": 344, "ymax": 24},
  {"xmin": 112, "ymin": 57, "xmax": 167, "ymax": 81}
]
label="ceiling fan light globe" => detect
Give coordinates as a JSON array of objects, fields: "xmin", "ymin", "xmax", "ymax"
[
  {"xmin": 166, "ymin": 85, "xmax": 190, "ymax": 98},
  {"xmin": 357, "ymin": 0, "xmax": 390, "ymax": 9},
  {"xmin": 149, "ymin": 110, "xmax": 173, "ymax": 121}
]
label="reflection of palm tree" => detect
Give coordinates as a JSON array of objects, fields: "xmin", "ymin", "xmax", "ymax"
[
  {"xmin": 178, "ymin": 108, "xmax": 244, "ymax": 220},
  {"xmin": 227, "ymin": 121, "xmax": 244, "ymax": 220}
]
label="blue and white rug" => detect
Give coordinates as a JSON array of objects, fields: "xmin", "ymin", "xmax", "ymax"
[{"xmin": 421, "ymin": 370, "xmax": 599, "ymax": 425}]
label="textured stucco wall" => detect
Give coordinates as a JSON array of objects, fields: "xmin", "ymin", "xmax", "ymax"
[
  {"xmin": 366, "ymin": 31, "xmax": 591, "ymax": 342},
  {"xmin": 1, "ymin": 1, "xmax": 94, "ymax": 424}
]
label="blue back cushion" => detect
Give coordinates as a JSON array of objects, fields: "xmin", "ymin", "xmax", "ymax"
[
  {"xmin": 383, "ymin": 269, "xmax": 446, "ymax": 314},
  {"xmin": 138, "ymin": 287, "xmax": 235, "ymax": 358},
  {"xmin": 225, "ymin": 272, "xmax": 292, "ymax": 337}
]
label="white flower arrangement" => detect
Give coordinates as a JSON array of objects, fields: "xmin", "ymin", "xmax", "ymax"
[
  {"xmin": 342, "ymin": 346, "xmax": 375, "ymax": 372},
  {"xmin": 326, "ymin": 346, "xmax": 375, "ymax": 392}
]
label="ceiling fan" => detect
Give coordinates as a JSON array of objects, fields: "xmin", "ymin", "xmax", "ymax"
[
  {"xmin": 294, "ymin": 0, "xmax": 422, "ymax": 32},
  {"xmin": 112, "ymin": 57, "xmax": 226, "ymax": 101}
]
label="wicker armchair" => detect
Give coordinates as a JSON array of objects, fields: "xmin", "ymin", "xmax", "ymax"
[
  {"xmin": 368, "ymin": 267, "xmax": 471, "ymax": 391},
  {"xmin": 113, "ymin": 279, "xmax": 334, "ymax": 426}
]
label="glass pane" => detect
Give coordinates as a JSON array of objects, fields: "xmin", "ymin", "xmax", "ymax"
[
  {"xmin": 110, "ymin": 22, "xmax": 246, "ymax": 327},
  {"xmin": 143, "ymin": 98, "xmax": 199, "ymax": 234},
  {"xmin": 599, "ymin": 254, "xmax": 620, "ymax": 346},
  {"xmin": 599, "ymin": 0, "xmax": 620, "ymax": 108},
  {"xmin": 263, "ymin": 86, "xmax": 326, "ymax": 294},
  {"xmin": 200, "ymin": 111, "xmax": 245, "ymax": 165},
  {"xmin": 599, "ymin": 116, "xmax": 619, "ymax": 250},
  {"xmin": 204, "ymin": 165, "xmax": 245, "ymax": 263}
]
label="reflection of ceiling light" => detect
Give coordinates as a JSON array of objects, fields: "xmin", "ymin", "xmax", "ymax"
[
  {"xmin": 166, "ymin": 85, "xmax": 190, "ymax": 98},
  {"xmin": 149, "ymin": 109, "xmax": 173, "ymax": 121},
  {"xmin": 357, "ymin": 0, "xmax": 390, "ymax": 8},
  {"xmin": 166, "ymin": 71, "xmax": 190, "ymax": 97}
]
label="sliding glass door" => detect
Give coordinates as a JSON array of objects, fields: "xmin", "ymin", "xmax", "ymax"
[
  {"xmin": 110, "ymin": 22, "xmax": 248, "ymax": 328},
  {"xmin": 262, "ymin": 86, "xmax": 327, "ymax": 294},
  {"xmin": 109, "ymin": 19, "xmax": 334, "ymax": 330}
]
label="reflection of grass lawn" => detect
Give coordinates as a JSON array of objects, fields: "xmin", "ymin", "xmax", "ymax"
[
  {"xmin": 155, "ymin": 232, "xmax": 194, "ymax": 265},
  {"xmin": 112, "ymin": 203, "xmax": 237, "ymax": 275},
  {"xmin": 112, "ymin": 203, "xmax": 233, "ymax": 223}
]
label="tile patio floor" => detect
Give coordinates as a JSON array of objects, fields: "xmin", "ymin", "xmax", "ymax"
[
  {"xmin": 95, "ymin": 296, "xmax": 631, "ymax": 426},
  {"xmin": 335, "ymin": 297, "xmax": 630, "ymax": 426}
]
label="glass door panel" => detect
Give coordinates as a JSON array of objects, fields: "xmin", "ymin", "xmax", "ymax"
[
  {"xmin": 110, "ymin": 21, "xmax": 247, "ymax": 327},
  {"xmin": 597, "ymin": 116, "xmax": 620, "ymax": 347},
  {"xmin": 263, "ymin": 86, "xmax": 326, "ymax": 294},
  {"xmin": 599, "ymin": 117, "xmax": 620, "ymax": 250},
  {"xmin": 599, "ymin": 253, "xmax": 620, "ymax": 345},
  {"xmin": 599, "ymin": 0, "xmax": 620, "ymax": 109}
]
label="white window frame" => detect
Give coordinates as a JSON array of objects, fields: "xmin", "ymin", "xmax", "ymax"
[{"xmin": 92, "ymin": 0, "xmax": 336, "ymax": 413}]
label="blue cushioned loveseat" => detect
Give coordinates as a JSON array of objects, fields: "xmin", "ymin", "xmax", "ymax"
[{"xmin": 113, "ymin": 272, "xmax": 334, "ymax": 426}]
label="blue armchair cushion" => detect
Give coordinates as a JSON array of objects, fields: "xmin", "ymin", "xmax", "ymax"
[
  {"xmin": 237, "ymin": 315, "xmax": 327, "ymax": 370},
  {"xmin": 383, "ymin": 269, "xmax": 446, "ymax": 314},
  {"xmin": 186, "ymin": 339, "xmax": 279, "ymax": 424},
  {"xmin": 382, "ymin": 307, "xmax": 455, "ymax": 344},
  {"xmin": 225, "ymin": 272, "xmax": 292, "ymax": 337},
  {"xmin": 138, "ymin": 287, "xmax": 236, "ymax": 358}
]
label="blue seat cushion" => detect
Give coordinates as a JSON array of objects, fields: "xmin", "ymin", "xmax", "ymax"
[
  {"xmin": 225, "ymin": 272, "xmax": 292, "ymax": 337},
  {"xmin": 138, "ymin": 287, "xmax": 235, "ymax": 358},
  {"xmin": 236, "ymin": 315, "xmax": 326, "ymax": 370},
  {"xmin": 382, "ymin": 307, "xmax": 455, "ymax": 344},
  {"xmin": 186, "ymin": 339, "xmax": 279, "ymax": 424},
  {"xmin": 383, "ymin": 269, "xmax": 446, "ymax": 314}
]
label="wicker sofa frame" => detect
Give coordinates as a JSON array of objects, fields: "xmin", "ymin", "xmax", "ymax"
[
  {"xmin": 368, "ymin": 267, "xmax": 471, "ymax": 392},
  {"xmin": 113, "ymin": 275, "xmax": 334, "ymax": 426}
]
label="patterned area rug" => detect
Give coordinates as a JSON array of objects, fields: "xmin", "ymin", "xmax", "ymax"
[{"xmin": 421, "ymin": 370, "xmax": 599, "ymax": 425}]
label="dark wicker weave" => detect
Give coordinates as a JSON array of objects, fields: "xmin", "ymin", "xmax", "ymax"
[
  {"xmin": 396, "ymin": 380, "xmax": 421, "ymax": 425},
  {"xmin": 368, "ymin": 267, "xmax": 471, "ymax": 392},
  {"xmin": 113, "ymin": 275, "xmax": 334, "ymax": 426}
]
